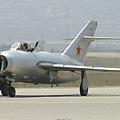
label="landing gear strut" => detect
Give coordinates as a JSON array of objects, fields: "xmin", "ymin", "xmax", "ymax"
[
  {"xmin": 0, "ymin": 83, "xmax": 16, "ymax": 97},
  {"xmin": 80, "ymin": 70, "xmax": 89, "ymax": 96}
]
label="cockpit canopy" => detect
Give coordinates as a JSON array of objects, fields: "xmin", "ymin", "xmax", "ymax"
[{"xmin": 10, "ymin": 42, "xmax": 32, "ymax": 51}]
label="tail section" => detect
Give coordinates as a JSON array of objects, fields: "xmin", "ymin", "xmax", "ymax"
[{"xmin": 62, "ymin": 20, "xmax": 97, "ymax": 62}]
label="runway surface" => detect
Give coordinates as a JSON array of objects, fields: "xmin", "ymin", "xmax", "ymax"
[{"xmin": 0, "ymin": 87, "xmax": 120, "ymax": 120}]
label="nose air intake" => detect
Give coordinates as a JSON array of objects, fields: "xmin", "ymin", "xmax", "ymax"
[{"xmin": 0, "ymin": 55, "xmax": 8, "ymax": 72}]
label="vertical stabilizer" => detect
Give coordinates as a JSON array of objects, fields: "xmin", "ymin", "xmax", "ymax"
[{"xmin": 62, "ymin": 20, "xmax": 97, "ymax": 62}]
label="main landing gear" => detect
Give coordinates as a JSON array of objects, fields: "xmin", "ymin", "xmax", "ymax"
[
  {"xmin": 80, "ymin": 70, "xmax": 89, "ymax": 96},
  {"xmin": 0, "ymin": 83, "xmax": 16, "ymax": 97}
]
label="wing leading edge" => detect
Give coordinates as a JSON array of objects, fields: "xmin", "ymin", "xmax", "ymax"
[{"xmin": 38, "ymin": 64, "xmax": 120, "ymax": 72}]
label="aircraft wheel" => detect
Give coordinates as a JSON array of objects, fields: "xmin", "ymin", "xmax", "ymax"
[
  {"xmin": 1, "ymin": 83, "xmax": 9, "ymax": 96},
  {"xmin": 80, "ymin": 82, "xmax": 88, "ymax": 96},
  {"xmin": 8, "ymin": 86, "xmax": 16, "ymax": 97}
]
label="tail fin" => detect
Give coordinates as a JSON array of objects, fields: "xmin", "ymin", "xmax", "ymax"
[{"xmin": 62, "ymin": 20, "xmax": 97, "ymax": 62}]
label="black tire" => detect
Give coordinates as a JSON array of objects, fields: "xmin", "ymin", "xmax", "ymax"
[
  {"xmin": 8, "ymin": 86, "xmax": 16, "ymax": 97},
  {"xmin": 80, "ymin": 82, "xmax": 88, "ymax": 96},
  {"xmin": 1, "ymin": 83, "xmax": 9, "ymax": 96}
]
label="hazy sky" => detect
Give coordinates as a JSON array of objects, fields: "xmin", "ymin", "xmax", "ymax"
[{"xmin": 0, "ymin": 0, "xmax": 120, "ymax": 43}]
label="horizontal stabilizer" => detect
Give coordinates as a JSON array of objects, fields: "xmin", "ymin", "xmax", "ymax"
[
  {"xmin": 64, "ymin": 36, "xmax": 120, "ymax": 41},
  {"xmin": 83, "ymin": 36, "xmax": 120, "ymax": 41},
  {"xmin": 64, "ymin": 38, "xmax": 75, "ymax": 40}
]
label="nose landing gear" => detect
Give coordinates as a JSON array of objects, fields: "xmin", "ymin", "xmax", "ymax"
[
  {"xmin": 0, "ymin": 83, "xmax": 16, "ymax": 97},
  {"xmin": 8, "ymin": 86, "xmax": 16, "ymax": 97}
]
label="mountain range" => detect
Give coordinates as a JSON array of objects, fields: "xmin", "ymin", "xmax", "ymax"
[{"xmin": 0, "ymin": 0, "xmax": 120, "ymax": 43}]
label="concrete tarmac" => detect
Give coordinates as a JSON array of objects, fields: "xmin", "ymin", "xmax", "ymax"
[{"xmin": 0, "ymin": 87, "xmax": 120, "ymax": 120}]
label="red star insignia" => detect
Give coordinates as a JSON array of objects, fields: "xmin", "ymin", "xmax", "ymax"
[{"xmin": 76, "ymin": 45, "xmax": 81, "ymax": 56}]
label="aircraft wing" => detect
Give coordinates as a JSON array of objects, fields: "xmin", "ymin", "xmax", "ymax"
[
  {"xmin": 64, "ymin": 36, "xmax": 120, "ymax": 41},
  {"xmin": 38, "ymin": 64, "xmax": 120, "ymax": 72}
]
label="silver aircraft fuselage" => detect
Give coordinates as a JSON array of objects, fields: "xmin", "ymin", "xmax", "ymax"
[
  {"xmin": 0, "ymin": 50, "xmax": 82, "ymax": 84},
  {"xmin": 1, "ymin": 20, "xmax": 120, "ymax": 97}
]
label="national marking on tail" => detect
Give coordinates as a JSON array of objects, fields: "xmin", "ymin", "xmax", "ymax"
[{"xmin": 76, "ymin": 44, "xmax": 81, "ymax": 56}]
